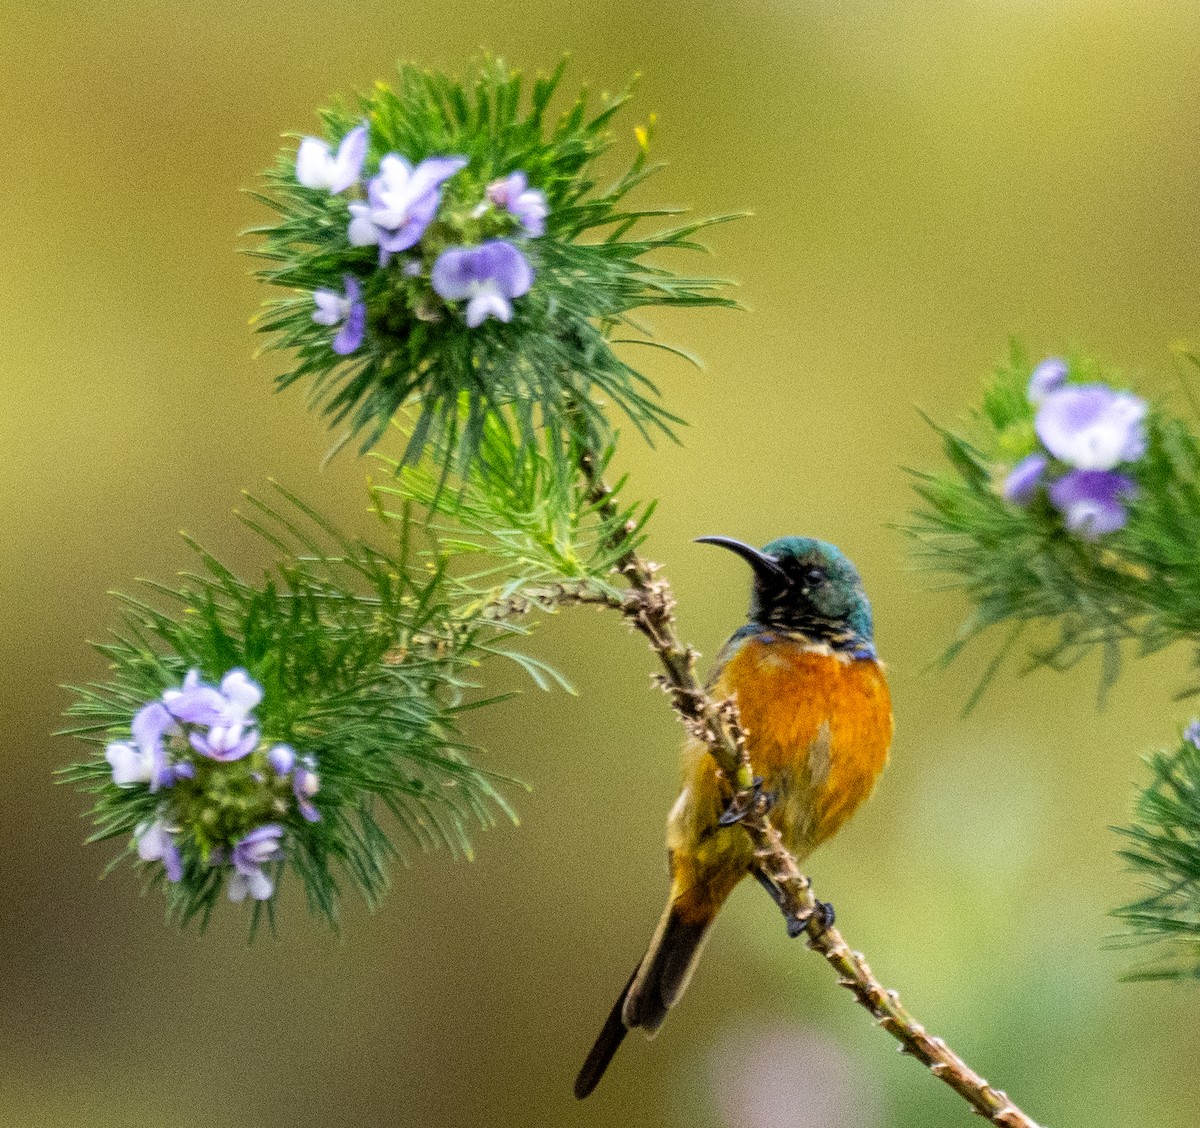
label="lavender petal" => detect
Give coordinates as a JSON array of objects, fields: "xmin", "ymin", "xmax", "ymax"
[
  {"xmin": 1027, "ymin": 357, "xmax": 1068, "ymax": 404},
  {"xmin": 1002, "ymin": 453, "xmax": 1048, "ymax": 505},
  {"xmin": 1048, "ymin": 469, "xmax": 1137, "ymax": 539},
  {"xmin": 1035, "ymin": 385, "xmax": 1148, "ymax": 471}
]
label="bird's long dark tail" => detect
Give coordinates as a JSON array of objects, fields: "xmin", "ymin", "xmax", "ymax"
[
  {"xmin": 574, "ymin": 967, "xmax": 636, "ymax": 1099},
  {"xmin": 574, "ymin": 899, "xmax": 713, "ymax": 1099}
]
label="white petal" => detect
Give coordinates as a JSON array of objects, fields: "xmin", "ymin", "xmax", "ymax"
[
  {"xmin": 378, "ymin": 154, "xmax": 413, "ymax": 188},
  {"xmin": 246, "ymin": 868, "xmax": 274, "ymax": 901},
  {"xmin": 136, "ymin": 819, "xmax": 168, "ymax": 862},
  {"xmin": 466, "ymin": 284, "xmax": 512, "ymax": 327},
  {"xmin": 347, "ymin": 214, "xmax": 380, "ymax": 247},
  {"xmin": 295, "ymin": 138, "xmax": 335, "ymax": 189},
  {"xmin": 107, "ymin": 742, "xmax": 152, "ymax": 786},
  {"xmin": 220, "ymin": 668, "xmax": 263, "ymax": 718},
  {"xmin": 311, "ymin": 291, "xmax": 343, "ymax": 325},
  {"xmin": 227, "ymin": 871, "xmax": 250, "ymax": 902}
]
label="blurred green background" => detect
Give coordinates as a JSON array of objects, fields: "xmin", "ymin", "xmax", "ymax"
[{"xmin": 3, "ymin": 2, "xmax": 1199, "ymax": 1126}]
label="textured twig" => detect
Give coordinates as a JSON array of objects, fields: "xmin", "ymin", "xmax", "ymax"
[
  {"xmin": 575, "ymin": 446, "xmax": 1045, "ymax": 1128},
  {"xmin": 477, "ymin": 580, "xmax": 633, "ymax": 620},
  {"xmin": 741, "ymin": 782, "xmax": 1038, "ymax": 1126}
]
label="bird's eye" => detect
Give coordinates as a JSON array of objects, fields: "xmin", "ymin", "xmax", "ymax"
[{"xmin": 804, "ymin": 566, "xmax": 825, "ymax": 587}]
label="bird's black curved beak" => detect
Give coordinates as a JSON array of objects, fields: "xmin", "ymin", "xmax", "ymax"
[{"xmin": 694, "ymin": 536, "xmax": 786, "ymax": 582}]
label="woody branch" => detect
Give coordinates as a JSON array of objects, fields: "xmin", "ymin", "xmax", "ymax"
[{"xmin": 566, "ymin": 449, "xmax": 1045, "ymax": 1128}]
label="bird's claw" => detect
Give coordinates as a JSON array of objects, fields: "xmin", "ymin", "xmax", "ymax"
[
  {"xmin": 719, "ymin": 775, "xmax": 774, "ymax": 826},
  {"xmin": 785, "ymin": 898, "xmax": 835, "ymax": 940}
]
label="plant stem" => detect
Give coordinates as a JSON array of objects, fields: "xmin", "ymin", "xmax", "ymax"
[{"xmin": 575, "ymin": 448, "xmax": 1045, "ymax": 1128}]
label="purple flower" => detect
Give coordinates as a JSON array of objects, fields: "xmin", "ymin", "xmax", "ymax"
[
  {"xmin": 163, "ymin": 669, "xmax": 226, "ymax": 726},
  {"xmin": 431, "ymin": 240, "xmax": 534, "ymax": 327},
  {"xmin": 1035, "ymin": 385, "xmax": 1148, "ymax": 471},
  {"xmin": 348, "ymin": 154, "xmax": 468, "ymax": 264},
  {"xmin": 106, "ymin": 702, "xmax": 175, "ymax": 792},
  {"xmin": 218, "ymin": 669, "xmax": 263, "ymax": 718},
  {"xmin": 135, "ymin": 817, "xmax": 183, "ymax": 883},
  {"xmin": 189, "ymin": 721, "xmax": 258, "ymax": 763},
  {"xmin": 1027, "ymin": 357, "xmax": 1068, "ymax": 404},
  {"xmin": 295, "ymin": 124, "xmax": 368, "ymax": 195},
  {"xmin": 267, "ymin": 744, "xmax": 296, "ymax": 776},
  {"xmin": 164, "ymin": 667, "xmax": 262, "ymax": 726},
  {"xmin": 1048, "ymin": 469, "xmax": 1137, "ymax": 539},
  {"xmin": 266, "ymin": 744, "xmax": 320, "ymax": 821},
  {"xmin": 485, "ymin": 171, "xmax": 549, "ymax": 237},
  {"xmin": 1002, "ymin": 453, "xmax": 1048, "ymax": 505},
  {"xmin": 1185, "ymin": 720, "xmax": 1200, "ymax": 750},
  {"xmin": 312, "ymin": 275, "xmax": 366, "ymax": 355},
  {"xmin": 229, "ymin": 824, "xmax": 284, "ymax": 902},
  {"xmin": 293, "ymin": 755, "xmax": 321, "ymax": 823}
]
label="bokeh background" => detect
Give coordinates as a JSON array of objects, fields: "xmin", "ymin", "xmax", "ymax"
[{"xmin": 3, "ymin": 2, "xmax": 1200, "ymax": 1126}]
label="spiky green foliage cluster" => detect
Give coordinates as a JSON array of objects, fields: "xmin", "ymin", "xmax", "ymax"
[
  {"xmin": 1115, "ymin": 727, "xmax": 1200, "ymax": 979},
  {"xmin": 913, "ymin": 345, "xmax": 1200, "ymax": 978},
  {"xmin": 250, "ymin": 57, "xmax": 739, "ymax": 461},
  {"xmin": 64, "ymin": 59, "xmax": 741, "ymax": 933},
  {"xmin": 909, "ymin": 344, "xmax": 1200, "ymax": 698},
  {"xmin": 374, "ymin": 407, "xmax": 652, "ymax": 617},
  {"xmin": 61, "ymin": 485, "xmax": 523, "ymax": 932}
]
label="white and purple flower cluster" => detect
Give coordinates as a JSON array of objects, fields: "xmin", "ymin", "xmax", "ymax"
[
  {"xmin": 1002, "ymin": 358, "xmax": 1148, "ymax": 539},
  {"xmin": 296, "ymin": 123, "xmax": 548, "ymax": 348},
  {"xmin": 104, "ymin": 668, "xmax": 321, "ymax": 902}
]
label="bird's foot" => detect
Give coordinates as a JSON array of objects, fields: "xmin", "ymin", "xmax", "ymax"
[
  {"xmin": 719, "ymin": 775, "xmax": 774, "ymax": 826},
  {"xmin": 810, "ymin": 898, "xmax": 836, "ymax": 937},
  {"xmin": 783, "ymin": 898, "xmax": 835, "ymax": 940}
]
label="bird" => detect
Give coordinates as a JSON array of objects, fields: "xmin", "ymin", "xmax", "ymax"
[{"xmin": 575, "ymin": 535, "xmax": 894, "ymax": 1099}]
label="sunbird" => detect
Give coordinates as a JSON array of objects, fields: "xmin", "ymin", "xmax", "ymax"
[{"xmin": 575, "ymin": 535, "xmax": 893, "ymax": 1099}]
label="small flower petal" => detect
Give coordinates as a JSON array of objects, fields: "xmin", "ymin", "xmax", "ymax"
[
  {"xmin": 1002, "ymin": 453, "xmax": 1048, "ymax": 505},
  {"xmin": 227, "ymin": 871, "xmax": 251, "ymax": 902},
  {"xmin": 328, "ymin": 124, "xmax": 369, "ymax": 194},
  {"xmin": 189, "ymin": 724, "xmax": 259, "ymax": 762},
  {"xmin": 466, "ymin": 284, "xmax": 512, "ymax": 327},
  {"xmin": 430, "ymin": 246, "xmax": 480, "ymax": 301},
  {"xmin": 1048, "ymin": 469, "xmax": 1137, "ymax": 539},
  {"xmin": 296, "ymin": 126, "xmax": 369, "ymax": 194},
  {"xmin": 219, "ymin": 669, "xmax": 263, "ymax": 720},
  {"xmin": 432, "ymin": 240, "xmax": 534, "ymax": 326},
  {"xmin": 333, "ymin": 301, "xmax": 366, "ymax": 354},
  {"xmin": 131, "ymin": 702, "xmax": 173, "ymax": 749},
  {"xmin": 348, "ymin": 204, "xmax": 380, "ymax": 247},
  {"xmin": 163, "ymin": 670, "xmax": 226, "ymax": 726},
  {"xmin": 1035, "ymin": 385, "xmax": 1148, "ymax": 471},
  {"xmin": 293, "ymin": 765, "xmax": 321, "ymax": 823},
  {"xmin": 1027, "ymin": 358, "xmax": 1068, "ymax": 404},
  {"xmin": 311, "ymin": 290, "xmax": 345, "ymax": 326},
  {"xmin": 268, "ymin": 744, "xmax": 296, "ymax": 775},
  {"xmin": 161, "ymin": 837, "xmax": 184, "ymax": 883},
  {"xmin": 135, "ymin": 818, "xmax": 184, "ymax": 882},
  {"xmin": 106, "ymin": 742, "xmax": 151, "ymax": 786},
  {"xmin": 313, "ymin": 276, "xmax": 366, "ymax": 355},
  {"xmin": 295, "ymin": 137, "xmax": 335, "ymax": 189},
  {"xmin": 233, "ymin": 824, "xmax": 285, "ymax": 872},
  {"xmin": 512, "ymin": 191, "xmax": 548, "ymax": 237}
]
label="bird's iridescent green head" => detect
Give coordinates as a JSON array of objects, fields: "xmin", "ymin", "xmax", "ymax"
[{"xmin": 696, "ymin": 535, "xmax": 876, "ymax": 656}]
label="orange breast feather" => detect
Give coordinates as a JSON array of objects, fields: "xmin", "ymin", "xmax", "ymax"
[
  {"xmin": 673, "ymin": 635, "xmax": 893, "ymax": 875},
  {"xmin": 722, "ymin": 636, "xmax": 892, "ymax": 853}
]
